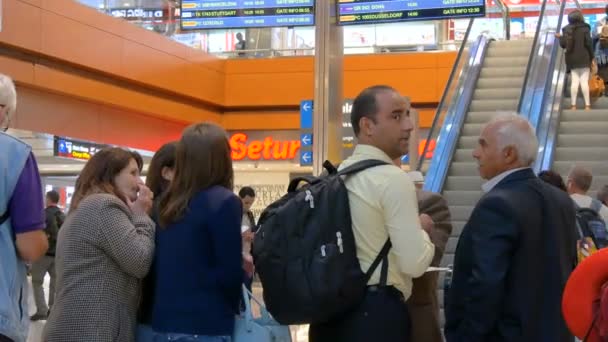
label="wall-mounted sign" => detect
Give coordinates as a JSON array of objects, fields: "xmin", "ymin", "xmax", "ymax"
[
  {"xmin": 54, "ymin": 137, "xmax": 108, "ymax": 161},
  {"xmin": 230, "ymin": 132, "xmax": 301, "ymax": 161},
  {"xmin": 110, "ymin": 8, "xmax": 165, "ymax": 20},
  {"xmin": 337, "ymin": 0, "xmax": 486, "ymax": 26},
  {"xmin": 181, "ymin": 0, "xmax": 315, "ymax": 30}
]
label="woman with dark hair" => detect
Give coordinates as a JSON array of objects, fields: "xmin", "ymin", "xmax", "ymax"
[
  {"xmin": 145, "ymin": 142, "xmax": 177, "ymax": 198},
  {"xmin": 137, "ymin": 142, "xmax": 177, "ymax": 338},
  {"xmin": 44, "ymin": 147, "xmax": 155, "ymax": 341},
  {"xmin": 557, "ymin": 10, "xmax": 594, "ymax": 110},
  {"xmin": 139, "ymin": 123, "xmax": 243, "ymax": 342},
  {"xmin": 539, "ymin": 170, "xmax": 568, "ymax": 192}
]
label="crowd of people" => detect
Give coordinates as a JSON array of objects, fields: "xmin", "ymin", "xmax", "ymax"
[{"xmin": 1, "ymin": 69, "xmax": 607, "ymax": 342}]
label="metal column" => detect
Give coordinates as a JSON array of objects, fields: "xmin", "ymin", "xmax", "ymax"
[{"xmin": 312, "ymin": 0, "xmax": 343, "ymax": 175}]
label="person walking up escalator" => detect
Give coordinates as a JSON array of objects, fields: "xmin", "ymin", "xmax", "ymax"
[{"xmin": 557, "ymin": 10, "xmax": 595, "ymax": 110}]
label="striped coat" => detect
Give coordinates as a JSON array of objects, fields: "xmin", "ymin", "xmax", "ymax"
[{"xmin": 43, "ymin": 193, "xmax": 155, "ymax": 341}]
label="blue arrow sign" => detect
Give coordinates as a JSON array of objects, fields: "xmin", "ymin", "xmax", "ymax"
[
  {"xmin": 300, "ymin": 100, "xmax": 313, "ymax": 129},
  {"xmin": 300, "ymin": 151, "xmax": 313, "ymax": 166},
  {"xmin": 301, "ymin": 133, "xmax": 313, "ymax": 146}
]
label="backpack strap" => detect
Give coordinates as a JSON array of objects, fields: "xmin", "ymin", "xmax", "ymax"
[
  {"xmin": 591, "ymin": 199, "xmax": 603, "ymax": 213},
  {"xmin": 287, "ymin": 176, "xmax": 318, "ymax": 193},
  {"xmin": 364, "ymin": 239, "xmax": 392, "ymax": 283},
  {"xmin": 337, "ymin": 159, "xmax": 389, "ymax": 177},
  {"xmin": 379, "ymin": 249, "xmax": 389, "ymax": 287}
]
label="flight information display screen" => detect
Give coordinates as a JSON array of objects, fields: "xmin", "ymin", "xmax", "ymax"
[
  {"xmin": 337, "ymin": 0, "xmax": 486, "ymax": 25},
  {"xmin": 181, "ymin": 0, "xmax": 315, "ymax": 30}
]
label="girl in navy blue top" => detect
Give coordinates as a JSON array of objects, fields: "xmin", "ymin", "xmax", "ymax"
[{"xmin": 138, "ymin": 123, "xmax": 243, "ymax": 342}]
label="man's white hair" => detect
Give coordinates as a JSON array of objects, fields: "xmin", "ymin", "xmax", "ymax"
[
  {"xmin": 0, "ymin": 74, "xmax": 17, "ymax": 123},
  {"xmin": 485, "ymin": 112, "xmax": 538, "ymax": 166}
]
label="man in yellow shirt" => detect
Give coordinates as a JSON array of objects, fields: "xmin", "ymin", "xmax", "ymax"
[{"xmin": 309, "ymin": 85, "xmax": 435, "ymax": 342}]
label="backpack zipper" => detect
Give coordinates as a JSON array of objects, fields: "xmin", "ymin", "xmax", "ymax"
[{"xmin": 337, "ymin": 231, "xmax": 344, "ymax": 254}]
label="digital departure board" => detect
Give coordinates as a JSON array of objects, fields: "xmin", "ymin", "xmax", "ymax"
[
  {"xmin": 181, "ymin": 0, "xmax": 315, "ymax": 30},
  {"xmin": 337, "ymin": 0, "xmax": 486, "ymax": 25}
]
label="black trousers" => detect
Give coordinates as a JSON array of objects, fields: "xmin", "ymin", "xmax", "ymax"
[
  {"xmin": 309, "ymin": 286, "xmax": 411, "ymax": 342},
  {"xmin": 0, "ymin": 334, "xmax": 13, "ymax": 342}
]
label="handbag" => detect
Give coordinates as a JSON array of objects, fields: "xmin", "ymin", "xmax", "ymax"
[
  {"xmin": 589, "ymin": 74, "xmax": 605, "ymax": 99},
  {"xmin": 232, "ymin": 286, "xmax": 292, "ymax": 342}
]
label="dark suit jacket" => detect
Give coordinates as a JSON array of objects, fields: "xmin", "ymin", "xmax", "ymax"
[
  {"xmin": 445, "ymin": 169, "xmax": 577, "ymax": 342},
  {"xmin": 408, "ymin": 190, "xmax": 453, "ymax": 342}
]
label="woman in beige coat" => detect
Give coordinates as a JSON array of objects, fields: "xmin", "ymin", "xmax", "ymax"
[{"xmin": 43, "ymin": 147, "xmax": 155, "ymax": 341}]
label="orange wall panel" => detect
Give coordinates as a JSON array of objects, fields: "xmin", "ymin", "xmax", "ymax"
[
  {"xmin": 31, "ymin": 64, "xmax": 221, "ymax": 124},
  {"xmin": 14, "ymin": 86, "xmax": 186, "ymax": 151},
  {"xmin": 41, "ymin": 11, "xmax": 124, "ymax": 73},
  {"xmin": 224, "ymin": 52, "xmax": 457, "ymax": 108},
  {"xmin": 0, "ymin": 0, "xmax": 42, "ymax": 52},
  {"xmin": 221, "ymin": 112, "xmax": 300, "ymax": 130},
  {"xmin": 0, "ymin": 0, "xmax": 457, "ymax": 136},
  {"xmin": 0, "ymin": 0, "xmax": 226, "ymax": 108}
]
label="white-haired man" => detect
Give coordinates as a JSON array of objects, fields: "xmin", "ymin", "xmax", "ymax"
[
  {"xmin": 0, "ymin": 74, "xmax": 48, "ymax": 342},
  {"xmin": 445, "ymin": 113, "xmax": 577, "ymax": 342}
]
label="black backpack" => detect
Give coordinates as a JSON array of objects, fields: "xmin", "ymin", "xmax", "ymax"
[
  {"xmin": 575, "ymin": 199, "xmax": 608, "ymax": 249},
  {"xmin": 252, "ymin": 159, "xmax": 391, "ymax": 325}
]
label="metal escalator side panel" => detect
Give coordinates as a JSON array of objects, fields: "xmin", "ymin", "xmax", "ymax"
[
  {"xmin": 423, "ymin": 35, "xmax": 490, "ymax": 194},
  {"xmin": 536, "ymin": 49, "xmax": 567, "ymax": 173}
]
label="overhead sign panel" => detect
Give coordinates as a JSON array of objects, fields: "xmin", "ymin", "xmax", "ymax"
[
  {"xmin": 337, "ymin": 0, "xmax": 486, "ymax": 25},
  {"xmin": 181, "ymin": 0, "xmax": 315, "ymax": 30},
  {"xmin": 54, "ymin": 137, "xmax": 108, "ymax": 162}
]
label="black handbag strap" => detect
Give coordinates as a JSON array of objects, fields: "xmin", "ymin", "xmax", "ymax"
[{"xmin": 365, "ymin": 239, "xmax": 392, "ymax": 284}]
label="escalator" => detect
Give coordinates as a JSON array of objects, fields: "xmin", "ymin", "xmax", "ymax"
[
  {"xmin": 534, "ymin": 1, "xmax": 608, "ymax": 195},
  {"xmin": 551, "ymin": 102, "xmax": 608, "ymax": 194},
  {"xmin": 441, "ymin": 39, "xmax": 533, "ymax": 268}
]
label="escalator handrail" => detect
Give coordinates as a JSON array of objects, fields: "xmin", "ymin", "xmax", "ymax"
[
  {"xmin": 518, "ymin": 0, "xmax": 553, "ymax": 116},
  {"xmin": 422, "ymin": 35, "xmax": 491, "ymax": 193},
  {"xmin": 534, "ymin": 0, "xmax": 574, "ymax": 172},
  {"xmin": 536, "ymin": 49, "xmax": 567, "ymax": 172},
  {"xmin": 494, "ymin": 0, "xmax": 511, "ymax": 40},
  {"xmin": 416, "ymin": 18, "xmax": 475, "ymax": 171}
]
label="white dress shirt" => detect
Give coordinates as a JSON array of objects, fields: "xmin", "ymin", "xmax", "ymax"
[{"xmin": 481, "ymin": 167, "xmax": 531, "ymax": 193}]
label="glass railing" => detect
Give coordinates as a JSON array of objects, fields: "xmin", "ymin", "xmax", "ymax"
[
  {"xmin": 416, "ymin": 1, "xmax": 510, "ymax": 188},
  {"xmin": 534, "ymin": 0, "xmax": 583, "ymax": 172},
  {"xmin": 518, "ymin": 0, "xmax": 563, "ymax": 124},
  {"xmin": 74, "ymin": 0, "xmax": 508, "ymax": 59}
]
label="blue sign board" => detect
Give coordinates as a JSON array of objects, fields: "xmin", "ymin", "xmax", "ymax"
[
  {"xmin": 300, "ymin": 151, "xmax": 313, "ymax": 166},
  {"xmin": 300, "ymin": 100, "xmax": 313, "ymax": 129},
  {"xmin": 181, "ymin": 0, "xmax": 315, "ymax": 30},
  {"xmin": 301, "ymin": 133, "xmax": 313, "ymax": 147},
  {"xmin": 337, "ymin": 0, "xmax": 486, "ymax": 25},
  {"xmin": 299, "ymin": 99, "xmax": 313, "ymax": 166}
]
